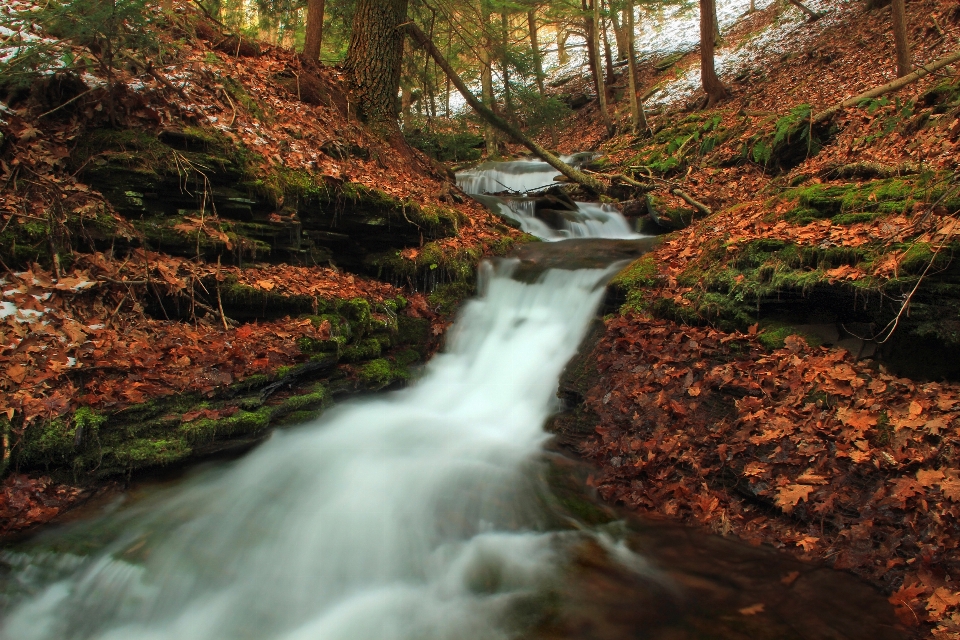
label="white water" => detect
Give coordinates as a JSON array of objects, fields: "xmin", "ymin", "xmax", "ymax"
[
  {"xmin": 455, "ymin": 155, "xmax": 591, "ymax": 196},
  {"xmin": 458, "ymin": 160, "xmax": 641, "ymax": 242},
  {"xmin": 0, "ymin": 259, "xmax": 640, "ymax": 639}
]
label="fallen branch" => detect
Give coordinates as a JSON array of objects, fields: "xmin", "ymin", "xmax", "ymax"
[
  {"xmin": 672, "ymin": 189, "xmax": 712, "ymax": 217},
  {"xmin": 37, "ymin": 88, "xmax": 96, "ymax": 119},
  {"xmin": 786, "ymin": 0, "xmax": 823, "ymax": 20},
  {"xmin": 583, "ymin": 169, "xmax": 656, "ymax": 192},
  {"xmin": 404, "ymin": 23, "xmax": 607, "ymax": 195},
  {"xmin": 119, "ymin": 51, "xmax": 189, "ymax": 102},
  {"xmin": 814, "ymin": 49, "xmax": 960, "ymax": 123}
]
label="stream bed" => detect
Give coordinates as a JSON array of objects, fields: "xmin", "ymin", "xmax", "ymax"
[{"xmin": 0, "ymin": 158, "xmax": 904, "ymax": 639}]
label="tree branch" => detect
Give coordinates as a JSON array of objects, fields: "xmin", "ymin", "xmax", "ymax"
[{"xmin": 404, "ymin": 22, "xmax": 607, "ymax": 195}]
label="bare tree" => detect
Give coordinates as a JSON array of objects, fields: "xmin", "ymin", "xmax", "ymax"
[
  {"xmin": 591, "ymin": 0, "xmax": 614, "ymax": 135},
  {"xmin": 891, "ymin": 0, "xmax": 912, "ymax": 77},
  {"xmin": 527, "ymin": 8, "xmax": 546, "ymax": 94},
  {"xmin": 625, "ymin": 0, "xmax": 649, "ymax": 135},
  {"xmin": 302, "ymin": 0, "xmax": 325, "ymax": 64},
  {"xmin": 699, "ymin": 0, "xmax": 728, "ymax": 107}
]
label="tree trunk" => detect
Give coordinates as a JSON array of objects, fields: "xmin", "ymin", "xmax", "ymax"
[
  {"xmin": 601, "ymin": 2, "xmax": 616, "ymax": 87},
  {"xmin": 626, "ymin": 0, "xmax": 649, "ymax": 135},
  {"xmin": 343, "ymin": 0, "xmax": 410, "ymax": 129},
  {"xmin": 713, "ymin": 1, "xmax": 721, "ymax": 45},
  {"xmin": 786, "ymin": 0, "xmax": 822, "ymax": 20},
  {"xmin": 813, "ymin": 48, "xmax": 960, "ymax": 123},
  {"xmin": 528, "ymin": 9, "xmax": 546, "ymax": 94},
  {"xmin": 302, "ymin": 0, "xmax": 325, "ymax": 63},
  {"xmin": 480, "ymin": 1, "xmax": 499, "ymax": 157},
  {"xmin": 699, "ymin": 0, "xmax": 728, "ymax": 107},
  {"xmin": 610, "ymin": 6, "xmax": 628, "ymax": 61},
  {"xmin": 557, "ymin": 26, "xmax": 569, "ymax": 66},
  {"xmin": 592, "ymin": 0, "xmax": 614, "ymax": 135},
  {"xmin": 582, "ymin": 0, "xmax": 602, "ymax": 99},
  {"xmin": 405, "ymin": 23, "xmax": 606, "ymax": 194},
  {"xmin": 501, "ymin": 12, "xmax": 514, "ymax": 121},
  {"xmin": 891, "ymin": 0, "xmax": 912, "ymax": 77}
]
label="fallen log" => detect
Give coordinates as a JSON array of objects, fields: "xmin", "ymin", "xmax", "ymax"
[
  {"xmin": 813, "ymin": 49, "xmax": 960, "ymax": 123},
  {"xmin": 672, "ymin": 189, "xmax": 712, "ymax": 217}
]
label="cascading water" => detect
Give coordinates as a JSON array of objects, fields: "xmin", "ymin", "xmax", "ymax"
[
  {"xmin": 457, "ymin": 158, "xmax": 639, "ymax": 241},
  {"xmin": 0, "ymin": 155, "xmax": 907, "ymax": 639},
  {"xmin": 0, "ymin": 228, "xmax": 640, "ymax": 639}
]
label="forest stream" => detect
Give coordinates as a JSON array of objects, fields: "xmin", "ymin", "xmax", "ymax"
[{"xmin": 0, "ymin": 157, "xmax": 905, "ymax": 639}]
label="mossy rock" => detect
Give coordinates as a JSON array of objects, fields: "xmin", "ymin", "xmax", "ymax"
[{"xmin": 783, "ymin": 175, "xmax": 949, "ymax": 225}]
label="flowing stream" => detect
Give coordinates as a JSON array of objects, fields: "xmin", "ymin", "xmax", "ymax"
[{"xmin": 0, "ymin": 159, "xmax": 904, "ymax": 639}]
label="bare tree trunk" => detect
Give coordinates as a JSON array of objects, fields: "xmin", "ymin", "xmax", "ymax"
[
  {"xmin": 302, "ymin": 0, "xmax": 325, "ymax": 64},
  {"xmin": 343, "ymin": 0, "xmax": 410, "ymax": 130},
  {"xmin": 592, "ymin": 0, "xmax": 614, "ymax": 135},
  {"xmin": 813, "ymin": 48, "xmax": 960, "ymax": 123},
  {"xmin": 610, "ymin": 5, "xmax": 628, "ymax": 61},
  {"xmin": 501, "ymin": 12, "xmax": 515, "ymax": 121},
  {"xmin": 601, "ymin": 2, "xmax": 616, "ymax": 87},
  {"xmin": 626, "ymin": 0, "xmax": 649, "ymax": 135},
  {"xmin": 699, "ymin": 0, "xmax": 728, "ymax": 107},
  {"xmin": 480, "ymin": 1, "xmax": 499, "ymax": 157},
  {"xmin": 582, "ymin": 0, "xmax": 602, "ymax": 100},
  {"xmin": 405, "ymin": 23, "xmax": 607, "ymax": 194},
  {"xmin": 891, "ymin": 0, "xmax": 912, "ymax": 77},
  {"xmin": 713, "ymin": 1, "xmax": 721, "ymax": 45},
  {"xmin": 557, "ymin": 25, "xmax": 569, "ymax": 66},
  {"xmin": 528, "ymin": 9, "xmax": 546, "ymax": 94}
]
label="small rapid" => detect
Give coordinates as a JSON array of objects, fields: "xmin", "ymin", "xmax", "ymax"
[{"xmin": 457, "ymin": 157, "xmax": 641, "ymax": 241}]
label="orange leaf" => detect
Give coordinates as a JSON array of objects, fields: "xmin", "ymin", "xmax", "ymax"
[{"xmin": 775, "ymin": 485, "xmax": 814, "ymax": 512}]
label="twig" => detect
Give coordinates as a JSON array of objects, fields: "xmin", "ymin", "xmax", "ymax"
[
  {"xmin": 216, "ymin": 256, "xmax": 229, "ymax": 331},
  {"xmin": 874, "ymin": 216, "xmax": 957, "ymax": 344},
  {"xmin": 223, "ymin": 90, "xmax": 237, "ymax": 127},
  {"xmin": 119, "ymin": 51, "xmax": 189, "ymax": 102},
  {"xmin": 36, "ymin": 88, "xmax": 96, "ymax": 119}
]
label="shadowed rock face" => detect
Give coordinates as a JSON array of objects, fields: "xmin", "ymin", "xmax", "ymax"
[
  {"xmin": 511, "ymin": 238, "xmax": 661, "ymax": 279},
  {"xmin": 76, "ymin": 128, "xmax": 455, "ymax": 270}
]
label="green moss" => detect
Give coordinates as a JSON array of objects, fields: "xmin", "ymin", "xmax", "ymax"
[
  {"xmin": 341, "ymin": 337, "xmax": 382, "ymax": 363},
  {"xmin": 611, "ymin": 256, "xmax": 660, "ymax": 313},
  {"xmin": 398, "ymin": 316, "xmax": 430, "ymax": 346},
  {"xmin": 223, "ymin": 76, "xmax": 268, "ymax": 121},
  {"xmin": 358, "ymin": 358, "xmax": 409, "ymax": 388},
  {"xmin": 783, "ymin": 177, "xmax": 938, "ymax": 225},
  {"xmin": 429, "ymin": 281, "xmax": 474, "ymax": 315},
  {"xmin": 277, "ymin": 386, "xmax": 327, "ymax": 413}
]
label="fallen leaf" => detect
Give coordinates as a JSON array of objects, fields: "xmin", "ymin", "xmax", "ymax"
[{"xmin": 776, "ymin": 485, "xmax": 814, "ymax": 512}]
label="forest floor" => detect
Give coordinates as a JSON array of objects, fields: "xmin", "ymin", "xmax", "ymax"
[
  {"xmin": 3, "ymin": 0, "xmax": 960, "ymax": 637},
  {"xmin": 542, "ymin": 0, "xmax": 960, "ymax": 637},
  {"xmin": 0, "ymin": 1, "xmax": 527, "ymax": 535}
]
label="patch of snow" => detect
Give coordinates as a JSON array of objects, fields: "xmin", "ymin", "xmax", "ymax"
[{"xmin": 645, "ymin": 0, "xmax": 849, "ymax": 110}]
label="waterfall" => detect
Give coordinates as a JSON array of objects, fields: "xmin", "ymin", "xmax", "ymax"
[
  {"xmin": 0, "ymin": 259, "xmax": 638, "ymax": 640},
  {"xmin": 462, "ymin": 158, "xmax": 641, "ymax": 242}
]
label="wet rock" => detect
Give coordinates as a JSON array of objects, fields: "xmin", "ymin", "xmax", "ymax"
[{"xmin": 511, "ymin": 238, "xmax": 660, "ymax": 280}]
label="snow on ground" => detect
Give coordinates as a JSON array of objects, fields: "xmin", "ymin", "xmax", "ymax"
[{"xmin": 645, "ymin": 0, "xmax": 853, "ymax": 109}]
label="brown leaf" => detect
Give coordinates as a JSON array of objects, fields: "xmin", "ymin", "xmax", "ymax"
[{"xmin": 775, "ymin": 485, "xmax": 814, "ymax": 512}]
